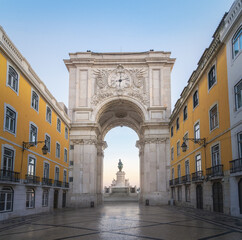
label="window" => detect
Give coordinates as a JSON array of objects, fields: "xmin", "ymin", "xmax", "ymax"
[
  {"xmin": 171, "ymin": 147, "xmax": 174, "ymax": 161},
  {"xmin": 208, "ymin": 65, "xmax": 216, "ymax": 89},
  {"xmin": 56, "ymin": 143, "xmax": 60, "ymax": 158},
  {"xmin": 194, "ymin": 122, "xmax": 200, "ymax": 140},
  {"xmin": 5, "ymin": 106, "xmax": 17, "ymax": 134},
  {"xmin": 232, "ymin": 27, "xmax": 242, "ymax": 58},
  {"xmin": 7, "ymin": 66, "xmax": 18, "ymax": 92},
  {"xmin": 57, "ymin": 118, "xmax": 61, "ymax": 132},
  {"xmin": 195, "ymin": 154, "xmax": 202, "ymax": 172},
  {"xmin": 55, "ymin": 167, "xmax": 59, "ymax": 181},
  {"xmin": 176, "ymin": 117, "xmax": 179, "ymax": 130},
  {"xmin": 172, "ymin": 168, "xmax": 174, "ymax": 180},
  {"xmin": 42, "ymin": 189, "xmax": 48, "ymax": 207},
  {"xmin": 171, "ymin": 126, "xmax": 173, "ymax": 137},
  {"xmin": 185, "ymin": 160, "xmax": 190, "ymax": 175},
  {"xmin": 65, "ymin": 127, "xmax": 68, "ymax": 139},
  {"xmin": 26, "ymin": 189, "xmax": 35, "ymax": 208},
  {"xmin": 63, "ymin": 170, "xmax": 67, "ymax": 183},
  {"xmin": 43, "ymin": 162, "xmax": 49, "ymax": 179},
  {"xmin": 177, "ymin": 141, "xmax": 180, "ymax": 156},
  {"xmin": 45, "ymin": 134, "xmax": 51, "ymax": 153},
  {"xmin": 184, "ymin": 132, "xmax": 189, "ymax": 149},
  {"xmin": 64, "ymin": 149, "xmax": 68, "ymax": 162},
  {"xmin": 177, "ymin": 187, "xmax": 182, "ymax": 202},
  {"xmin": 183, "ymin": 106, "xmax": 187, "ymax": 120},
  {"xmin": 28, "ymin": 157, "xmax": 36, "ymax": 176},
  {"xmin": 210, "ymin": 104, "xmax": 218, "ymax": 130},
  {"xmin": 212, "ymin": 144, "xmax": 220, "ymax": 166},
  {"xmin": 46, "ymin": 106, "xmax": 52, "ymax": 123},
  {"xmin": 0, "ymin": 187, "xmax": 13, "ymax": 212},
  {"xmin": 30, "ymin": 124, "xmax": 37, "ymax": 144},
  {"xmin": 2, "ymin": 148, "xmax": 14, "ymax": 172},
  {"xmin": 177, "ymin": 164, "xmax": 181, "ymax": 178},
  {"xmin": 185, "ymin": 185, "xmax": 190, "ymax": 202},
  {"xmin": 31, "ymin": 90, "xmax": 39, "ymax": 111},
  {"xmin": 238, "ymin": 132, "xmax": 242, "ymax": 158},
  {"xmin": 235, "ymin": 80, "xmax": 242, "ymax": 111},
  {"xmin": 193, "ymin": 90, "xmax": 199, "ymax": 108}
]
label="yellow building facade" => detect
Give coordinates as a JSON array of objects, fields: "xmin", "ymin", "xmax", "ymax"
[
  {"xmin": 0, "ymin": 26, "xmax": 70, "ymax": 220},
  {"xmin": 169, "ymin": 17, "xmax": 233, "ymax": 214}
]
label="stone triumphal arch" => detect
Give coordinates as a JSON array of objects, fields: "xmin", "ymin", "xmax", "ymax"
[{"xmin": 64, "ymin": 51, "xmax": 175, "ymax": 206}]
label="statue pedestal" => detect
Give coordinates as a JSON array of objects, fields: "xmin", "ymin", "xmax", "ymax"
[{"xmin": 115, "ymin": 171, "xmax": 125, "ymax": 187}]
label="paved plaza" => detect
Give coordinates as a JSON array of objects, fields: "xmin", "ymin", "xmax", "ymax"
[{"xmin": 0, "ymin": 203, "xmax": 242, "ymax": 240}]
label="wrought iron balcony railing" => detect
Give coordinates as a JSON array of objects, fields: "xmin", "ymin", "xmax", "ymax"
[
  {"xmin": 62, "ymin": 182, "xmax": 69, "ymax": 188},
  {"xmin": 25, "ymin": 174, "xmax": 40, "ymax": 184},
  {"xmin": 181, "ymin": 174, "xmax": 191, "ymax": 184},
  {"xmin": 42, "ymin": 177, "xmax": 53, "ymax": 186},
  {"xmin": 169, "ymin": 179, "xmax": 175, "ymax": 186},
  {"xmin": 192, "ymin": 170, "xmax": 203, "ymax": 181},
  {"xmin": 230, "ymin": 158, "xmax": 242, "ymax": 173},
  {"xmin": 206, "ymin": 164, "xmax": 223, "ymax": 177},
  {"xmin": 0, "ymin": 169, "xmax": 20, "ymax": 182},
  {"xmin": 54, "ymin": 180, "xmax": 62, "ymax": 187},
  {"xmin": 175, "ymin": 177, "xmax": 182, "ymax": 185}
]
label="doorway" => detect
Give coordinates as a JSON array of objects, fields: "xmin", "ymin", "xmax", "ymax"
[
  {"xmin": 54, "ymin": 190, "xmax": 58, "ymax": 208},
  {"xmin": 62, "ymin": 191, "xmax": 66, "ymax": 208},
  {"xmin": 213, "ymin": 182, "xmax": 223, "ymax": 213},
  {"xmin": 196, "ymin": 184, "xmax": 203, "ymax": 209}
]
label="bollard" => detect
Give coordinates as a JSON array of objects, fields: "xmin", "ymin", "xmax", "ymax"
[
  {"xmin": 91, "ymin": 201, "xmax": 94, "ymax": 208},
  {"xmin": 145, "ymin": 199, "xmax": 149, "ymax": 206}
]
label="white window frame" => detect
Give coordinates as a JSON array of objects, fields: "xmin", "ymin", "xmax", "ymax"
[
  {"xmin": 1, "ymin": 144, "xmax": 16, "ymax": 170},
  {"xmin": 55, "ymin": 166, "xmax": 60, "ymax": 181},
  {"xmin": 195, "ymin": 153, "xmax": 202, "ymax": 172},
  {"xmin": 0, "ymin": 186, "xmax": 13, "ymax": 212},
  {"xmin": 26, "ymin": 188, "xmax": 35, "ymax": 208},
  {"xmin": 63, "ymin": 169, "xmax": 67, "ymax": 183},
  {"xmin": 27, "ymin": 154, "xmax": 36, "ymax": 176},
  {"xmin": 177, "ymin": 140, "xmax": 180, "ymax": 156},
  {"xmin": 185, "ymin": 160, "xmax": 190, "ymax": 175},
  {"xmin": 234, "ymin": 79, "xmax": 242, "ymax": 111},
  {"xmin": 46, "ymin": 106, "xmax": 52, "ymax": 124},
  {"xmin": 172, "ymin": 168, "xmax": 174, "ymax": 180},
  {"xmin": 3, "ymin": 103, "xmax": 18, "ymax": 137},
  {"xmin": 31, "ymin": 89, "xmax": 39, "ymax": 113},
  {"xmin": 176, "ymin": 117, "xmax": 179, "ymax": 130},
  {"xmin": 45, "ymin": 133, "xmax": 51, "ymax": 154},
  {"xmin": 64, "ymin": 148, "xmax": 68, "ymax": 163},
  {"xmin": 209, "ymin": 103, "xmax": 219, "ymax": 131},
  {"xmin": 208, "ymin": 64, "xmax": 217, "ymax": 91},
  {"xmin": 210, "ymin": 142, "xmax": 221, "ymax": 167},
  {"xmin": 43, "ymin": 161, "xmax": 50, "ymax": 179},
  {"xmin": 56, "ymin": 142, "xmax": 60, "ymax": 159},
  {"xmin": 184, "ymin": 132, "xmax": 189, "ymax": 150},
  {"xmin": 65, "ymin": 127, "xmax": 68, "ymax": 139},
  {"xmin": 177, "ymin": 164, "xmax": 181, "ymax": 178},
  {"xmin": 194, "ymin": 120, "xmax": 200, "ymax": 140},
  {"xmin": 29, "ymin": 122, "xmax": 38, "ymax": 145},
  {"xmin": 171, "ymin": 147, "xmax": 174, "ymax": 161},
  {"xmin": 183, "ymin": 105, "xmax": 188, "ymax": 121},
  {"xmin": 42, "ymin": 189, "xmax": 49, "ymax": 207},
  {"xmin": 238, "ymin": 132, "xmax": 242, "ymax": 158},
  {"xmin": 6, "ymin": 62, "xmax": 19, "ymax": 95},
  {"xmin": 57, "ymin": 118, "xmax": 61, "ymax": 133},
  {"xmin": 193, "ymin": 89, "xmax": 199, "ymax": 109},
  {"xmin": 232, "ymin": 26, "xmax": 242, "ymax": 59}
]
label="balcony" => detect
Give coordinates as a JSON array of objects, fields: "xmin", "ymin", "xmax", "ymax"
[
  {"xmin": 175, "ymin": 177, "xmax": 182, "ymax": 185},
  {"xmin": 169, "ymin": 179, "xmax": 175, "ymax": 186},
  {"xmin": 25, "ymin": 174, "xmax": 40, "ymax": 184},
  {"xmin": 0, "ymin": 169, "xmax": 20, "ymax": 182},
  {"xmin": 54, "ymin": 180, "xmax": 62, "ymax": 187},
  {"xmin": 206, "ymin": 164, "xmax": 223, "ymax": 178},
  {"xmin": 42, "ymin": 177, "xmax": 53, "ymax": 186},
  {"xmin": 62, "ymin": 182, "xmax": 69, "ymax": 188},
  {"xmin": 230, "ymin": 158, "xmax": 242, "ymax": 173},
  {"xmin": 192, "ymin": 171, "xmax": 204, "ymax": 182},
  {"xmin": 181, "ymin": 174, "xmax": 191, "ymax": 184}
]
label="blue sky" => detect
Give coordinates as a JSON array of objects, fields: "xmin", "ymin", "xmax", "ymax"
[{"xmin": 0, "ymin": 0, "xmax": 235, "ymax": 186}]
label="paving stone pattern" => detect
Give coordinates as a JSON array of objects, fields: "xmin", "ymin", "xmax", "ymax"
[{"xmin": 0, "ymin": 203, "xmax": 242, "ymax": 240}]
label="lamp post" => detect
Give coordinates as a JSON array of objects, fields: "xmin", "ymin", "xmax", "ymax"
[
  {"xmin": 181, "ymin": 138, "xmax": 206, "ymax": 152},
  {"xmin": 22, "ymin": 140, "xmax": 48, "ymax": 155}
]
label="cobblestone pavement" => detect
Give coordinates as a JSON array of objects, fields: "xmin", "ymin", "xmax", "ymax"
[{"xmin": 0, "ymin": 202, "xmax": 242, "ymax": 240}]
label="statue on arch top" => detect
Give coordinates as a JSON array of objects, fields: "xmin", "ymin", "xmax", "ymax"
[{"xmin": 118, "ymin": 159, "xmax": 123, "ymax": 172}]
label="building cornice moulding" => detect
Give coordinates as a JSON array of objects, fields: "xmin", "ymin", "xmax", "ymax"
[{"xmin": 0, "ymin": 26, "xmax": 70, "ymax": 127}]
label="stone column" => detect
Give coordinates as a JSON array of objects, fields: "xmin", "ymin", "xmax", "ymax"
[
  {"xmin": 136, "ymin": 140, "xmax": 144, "ymax": 202},
  {"xmin": 96, "ymin": 140, "xmax": 107, "ymax": 204},
  {"xmin": 139, "ymin": 136, "xmax": 169, "ymax": 205}
]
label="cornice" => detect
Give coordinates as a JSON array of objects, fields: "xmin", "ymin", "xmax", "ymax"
[{"xmin": 0, "ymin": 26, "xmax": 71, "ymax": 127}]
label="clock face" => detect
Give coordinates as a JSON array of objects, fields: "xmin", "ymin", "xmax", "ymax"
[{"xmin": 109, "ymin": 72, "xmax": 130, "ymax": 88}]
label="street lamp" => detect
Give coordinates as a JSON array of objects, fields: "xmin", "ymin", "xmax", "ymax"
[
  {"xmin": 22, "ymin": 140, "xmax": 48, "ymax": 155},
  {"xmin": 181, "ymin": 138, "xmax": 206, "ymax": 152}
]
